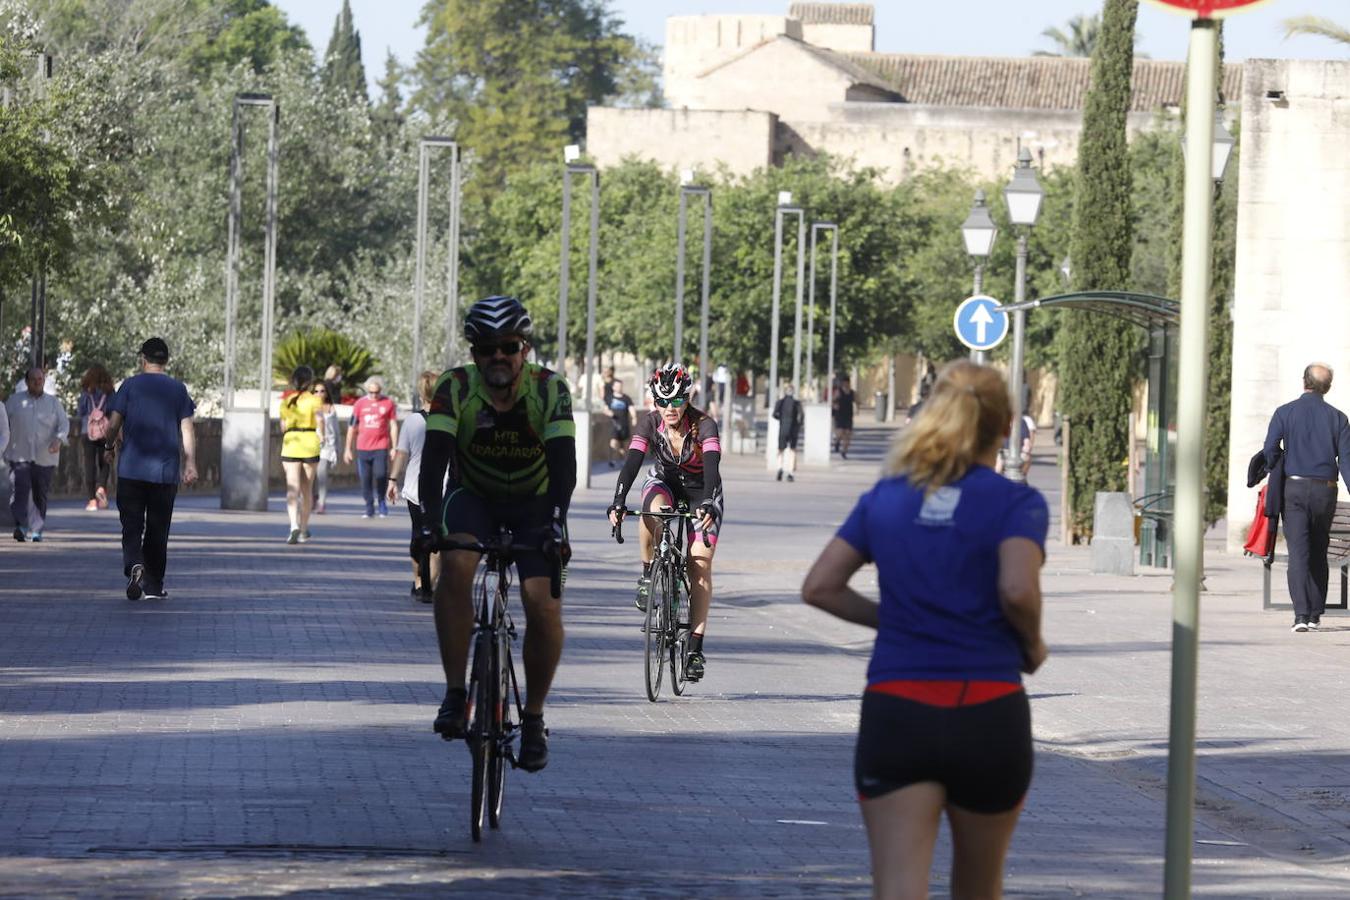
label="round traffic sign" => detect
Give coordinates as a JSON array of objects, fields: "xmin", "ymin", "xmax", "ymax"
[
  {"xmin": 953, "ymin": 295, "xmax": 1008, "ymax": 352},
  {"xmin": 1142, "ymin": 0, "xmax": 1271, "ymax": 18}
]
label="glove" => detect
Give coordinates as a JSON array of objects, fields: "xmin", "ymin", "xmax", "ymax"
[
  {"xmin": 547, "ymin": 517, "xmax": 572, "ymax": 568},
  {"xmin": 412, "ymin": 527, "xmax": 440, "ymax": 559},
  {"xmin": 606, "ymin": 502, "xmax": 625, "ymax": 525},
  {"xmin": 695, "ymin": 500, "xmax": 719, "ymax": 526}
]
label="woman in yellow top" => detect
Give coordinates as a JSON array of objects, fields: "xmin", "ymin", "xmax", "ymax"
[{"xmin": 281, "ymin": 365, "xmax": 323, "ymax": 544}]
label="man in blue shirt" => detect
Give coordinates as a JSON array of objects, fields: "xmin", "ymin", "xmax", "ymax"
[
  {"xmin": 1264, "ymin": 363, "xmax": 1350, "ymax": 632},
  {"xmin": 103, "ymin": 338, "xmax": 198, "ymax": 601}
]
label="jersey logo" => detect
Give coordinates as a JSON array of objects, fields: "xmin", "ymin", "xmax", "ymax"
[
  {"xmin": 475, "ymin": 409, "xmax": 495, "ymax": 431},
  {"xmin": 918, "ymin": 486, "xmax": 961, "ymax": 526}
]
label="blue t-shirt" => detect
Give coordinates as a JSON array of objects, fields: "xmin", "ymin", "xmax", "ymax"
[
  {"xmin": 109, "ymin": 373, "xmax": 196, "ymax": 484},
  {"xmin": 837, "ymin": 466, "xmax": 1049, "ymax": 684}
]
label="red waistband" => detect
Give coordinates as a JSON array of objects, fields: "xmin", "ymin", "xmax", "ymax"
[{"xmin": 866, "ymin": 679, "xmax": 1022, "ymax": 708}]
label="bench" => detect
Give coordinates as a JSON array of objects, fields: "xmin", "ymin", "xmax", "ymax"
[{"xmin": 1262, "ymin": 500, "xmax": 1350, "ymax": 612}]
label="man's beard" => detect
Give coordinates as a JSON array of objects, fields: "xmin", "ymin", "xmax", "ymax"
[{"xmin": 483, "ymin": 361, "xmax": 515, "ymax": 388}]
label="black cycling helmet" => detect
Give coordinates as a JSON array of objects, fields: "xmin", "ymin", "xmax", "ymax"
[
  {"xmin": 649, "ymin": 363, "xmax": 693, "ymax": 403},
  {"xmin": 464, "ymin": 295, "xmax": 533, "ymax": 343}
]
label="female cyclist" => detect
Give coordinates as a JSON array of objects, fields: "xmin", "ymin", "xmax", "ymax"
[
  {"xmin": 607, "ymin": 364, "xmax": 723, "ymax": 682},
  {"xmin": 802, "ymin": 360, "xmax": 1048, "ymax": 899}
]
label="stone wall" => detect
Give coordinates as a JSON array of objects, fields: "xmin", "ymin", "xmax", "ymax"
[
  {"xmin": 1225, "ymin": 59, "xmax": 1350, "ymax": 552},
  {"xmin": 664, "ymin": 15, "xmax": 800, "ymax": 109},
  {"xmin": 586, "ymin": 107, "xmax": 775, "ymax": 176}
]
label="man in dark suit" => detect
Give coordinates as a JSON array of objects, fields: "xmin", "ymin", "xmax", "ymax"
[{"xmin": 1264, "ymin": 363, "xmax": 1350, "ymax": 632}]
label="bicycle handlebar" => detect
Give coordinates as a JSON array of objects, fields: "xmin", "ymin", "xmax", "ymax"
[
  {"xmin": 423, "ymin": 528, "xmax": 564, "ymax": 598},
  {"xmin": 609, "ymin": 505, "xmax": 711, "ymax": 548}
]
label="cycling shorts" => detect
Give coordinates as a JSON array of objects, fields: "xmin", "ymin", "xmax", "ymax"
[
  {"xmin": 854, "ymin": 686, "xmax": 1031, "ymax": 813},
  {"xmin": 641, "ymin": 474, "xmax": 723, "ymax": 546},
  {"xmin": 439, "ymin": 488, "xmax": 552, "ymax": 581}
]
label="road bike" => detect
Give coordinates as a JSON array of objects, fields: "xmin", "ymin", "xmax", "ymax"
[
  {"xmin": 612, "ymin": 504, "xmax": 709, "ymax": 702},
  {"xmin": 421, "ymin": 526, "xmax": 561, "ymax": 842}
]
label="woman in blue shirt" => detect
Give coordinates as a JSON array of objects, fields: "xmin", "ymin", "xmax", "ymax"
[{"xmin": 803, "ymin": 360, "xmax": 1048, "ymax": 900}]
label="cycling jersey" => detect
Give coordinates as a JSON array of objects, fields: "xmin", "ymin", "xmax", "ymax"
[
  {"xmin": 613, "ymin": 406, "xmax": 722, "ymax": 514},
  {"xmin": 425, "ymin": 362, "xmax": 575, "ymax": 502}
]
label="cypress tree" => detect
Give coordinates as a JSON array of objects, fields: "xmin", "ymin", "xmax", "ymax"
[
  {"xmin": 322, "ymin": 0, "xmax": 368, "ymax": 103},
  {"xmin": 1059, "ymin": 0, "xmax": 1140, "ymax": 537},
  {"xmin": 373, "ymin": 51, "xmax": 404, "ymax": 145}
]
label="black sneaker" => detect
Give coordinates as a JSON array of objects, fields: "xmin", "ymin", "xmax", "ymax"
[
  {"xmin": 1310, "ymin": 617, "xmax": 1322, "ymax": 630},
  {"xmin": 786, "ymin": 473, "xmax": 795, "ymax": 483},
  {"xmin": 517, "ymin": 715, "xmax": 549, "ymax": 772},
  {"xmin": 142, "ymin": 585, "xmax": 169, "ymax": 600},
  {"xmin": 1292, "ymin": 617, "xmax": 1310, "ymax": 633},
  {"xmin": 686, "ymin": 650, "xmax": 706, "ymax": 682},
  {"xmin": 776, "ymin": 469, "xmax": 783, "ymax": 482},
  {"xmin": 12, "ymin": 527, "xmax": 25, "ymax": 542},
  {"xmin": 126, "ymin": 564, "xmax": 145, "ymax": 600},
  {"xmin": 433, "ymin": 689, "xmax": 467, "ymax": 740}
]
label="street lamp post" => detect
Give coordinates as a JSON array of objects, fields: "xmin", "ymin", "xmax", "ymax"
[
  {"xmin": 558, "ymin": 145, "xmax": 600, "ymax": 407},
  {"xmin": 1003, "ymin": 147, "xmax": 1045, "ymax": 484},
  {"xmin": 411, "ymin": 137, "xmax": 460, "ymax": 407},
  {"xmin": 960, "ymin": 190, "xmax": 998, "ymax": 363},
  {"xmin": 809, "ymin": 223, "xmax": 840, "ymax": 405},
  {"xmin": 675, "ymin": 173, "xmax": 712, "ymax": 378}
]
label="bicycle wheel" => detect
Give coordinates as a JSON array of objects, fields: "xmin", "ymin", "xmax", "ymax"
[
  {"xmin": 644, "ymin": 565, "xmax": 667, "ymax": 702},
  {"xmin": 669, "ymin": 569, "xmax": 689, "ymax": 695},
  {"xmin": 468, "ymin": 632, "xmax": 491, "ymax": 842},
  {"xmin": 488, "ymin": 637, "xmax": 509, "ymax": 829}
]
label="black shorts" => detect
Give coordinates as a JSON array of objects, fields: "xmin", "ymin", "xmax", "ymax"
[
  {"xmin": 281, "ymin": 455, "xmax": 320, "ymax": 464},
  {"xmin": 641, "ymin": 475, "xmax": 723, "ymax": 546},
  {"xmin": 611, "ymin": 418, "xmax": 631, "ymax": 441},
  {"xmin": 439, "ymin": 489, "xmax": 552, "ymax": 581},
  {"xmin": 854, "ymin": 689, "xmax": 1032, "ymax": 813},
  {"xmin": 778, "ymin": 429, "xmax": 800, "ymax": 451}
]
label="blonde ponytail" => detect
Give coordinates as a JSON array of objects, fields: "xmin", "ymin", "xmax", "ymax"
[{"xmin": 885, "ymin": 361, "xmax": 1011, "ymax": 493}]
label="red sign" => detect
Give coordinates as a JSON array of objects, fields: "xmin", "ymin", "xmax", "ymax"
[{"xmin": 1143, "ymin": 0, "xmax": 1272, "ymax": 17}]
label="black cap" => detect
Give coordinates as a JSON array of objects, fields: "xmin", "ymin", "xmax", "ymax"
[{"xmin": 139, "ymin": 337, "xmax": 170, "ymax": 363}]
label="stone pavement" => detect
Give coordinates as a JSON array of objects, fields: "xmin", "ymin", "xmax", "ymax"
[{"xmin": 2, "ymin": 425, "xmax": 1350, "ymax": 897}]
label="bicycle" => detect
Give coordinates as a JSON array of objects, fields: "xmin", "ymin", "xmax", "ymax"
[
  {"xmin": 612, "ymin": 504, "xmax": 709, "ymax": 702},
  {"xmin": 420, "ymin": 526, "xmax": 562, "ymax": 842}
]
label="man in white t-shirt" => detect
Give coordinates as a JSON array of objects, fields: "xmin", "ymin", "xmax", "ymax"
[{"xmin": 389, "ymin": 372, "xmax": 439, "ymax": 602}]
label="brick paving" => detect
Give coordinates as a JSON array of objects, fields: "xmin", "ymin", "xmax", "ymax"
[{"xmin": 2, "ymin": 425, "xmax": 1350, "ymax": 896}]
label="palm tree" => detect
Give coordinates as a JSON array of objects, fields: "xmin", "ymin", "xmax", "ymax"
[
  {"xmin": 1035, "ymin": 13, "xmax": 1145, "ymax": 58},
  {"xmin": 1281, "ymin": 15, "xmax": 1350, "ymax": 47},
  {"xmin": 1035, "ymin": 13, "xmax": 1101, "ymax": 57}
]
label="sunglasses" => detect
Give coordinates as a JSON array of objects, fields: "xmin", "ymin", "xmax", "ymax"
[
  {"xmin": 654, "ymin": 396, "xmax": 686, "ymax": 408},
  {"xmin": 471, "ymin": 340, "xmax": 523, "ymax": 358}
]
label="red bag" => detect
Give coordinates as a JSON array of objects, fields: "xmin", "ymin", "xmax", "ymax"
[{"xmin": 1243, "ymin": 484, "xmax": 1276, "ymax": 561}]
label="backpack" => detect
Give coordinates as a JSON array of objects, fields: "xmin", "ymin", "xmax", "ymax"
[{"xmin": 86, "ymin": 393, "xmax": 109, "ymax": 441}]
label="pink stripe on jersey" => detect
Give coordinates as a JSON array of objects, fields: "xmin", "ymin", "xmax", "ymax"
[
  {"xmin": 701, "ymin": 438, "xmax": 721, "ymax": 454},
  {"xmin": 629, "ymin": 435, "xmax": 650, "ymax": 454}
]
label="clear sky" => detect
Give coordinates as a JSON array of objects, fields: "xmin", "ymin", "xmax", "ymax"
[{"xmin": 274, "ymin": 1, "xmax": 1350, "ymax": 95}]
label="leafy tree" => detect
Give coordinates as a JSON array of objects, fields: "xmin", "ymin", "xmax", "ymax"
[
  {"xmin": 409, "ymin": 0, "xmax": 651, "ymax": 198},
  {"xmin": 1058, "ymin": 0, "xmax": 1141, "ymax": 537},
  {"xmin": 1281, "ymin": 15, "xmax": 1350, "ymax": 47},
  {"xmin": 321, "ymin": 0, "xmax": 367, "ymax": 103}
]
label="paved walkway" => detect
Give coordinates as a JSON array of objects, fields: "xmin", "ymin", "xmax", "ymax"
[{"xmin": 2, "ymin": 426, "xmax": 1350, "ymax": 896}]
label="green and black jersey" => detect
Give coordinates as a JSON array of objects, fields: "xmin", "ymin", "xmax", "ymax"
[{"xmin": 426, "ymin": 362, "xmax": 575, "ymax": 501}]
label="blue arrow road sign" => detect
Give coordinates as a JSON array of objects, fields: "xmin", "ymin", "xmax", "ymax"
[{"xmin": 953, "ymin": 295, "xmax": 1008, "ymax": 351}]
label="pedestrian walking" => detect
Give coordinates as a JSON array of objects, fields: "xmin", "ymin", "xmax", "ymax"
[
  {"xmin": 1263, "ymin": 363, "xmax": 1350, "ymax": 632},
  {"xmin": 312, "ymin": 380, "xmax": 339, "ymax": 514},
  {"xmin": 103, "ymin": 338, "xmax": 197, "ymax": 601},
  {"xmin": 773, "ymin": 384, "xmax": 803, "ymax": 482},
  {"xmin": 323, "ymin": 364, "xmax": 345, "ymax": 406},
  {"xmin": 388, "ymin": 371, "xmax": 439, "ymax": 602},
  {"xmin": 832, "ymin": 375, "xmax": 856, "ymax": 459},
  {"xmin": 280, "ymin": 366, "xmax": 322, "ymax": 544},
  {"xmin": 5, "ymin": 367, "xmax": 69, "ymax": 542},
  {"xmin": 77, "ymin": 364, "xmax": 116, "ymax": 511},
  {"xmin": 606, "ymin": 378, "xmax": 635, "ymax": 467},
  {"xmin": 802, "ymin": 360, "xmax": 1048, "ymax": 899},
  {"xmin": 344, "ymin": 376, "xmax": 398, "ymax": 518}
]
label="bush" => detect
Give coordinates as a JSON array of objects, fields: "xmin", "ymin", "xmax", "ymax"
[{"xmin": 272, "ymin": 329, "xmax": 378, "ymax": 401}]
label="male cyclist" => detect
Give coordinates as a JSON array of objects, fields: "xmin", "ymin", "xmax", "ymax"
[
  {"xmin": 607, "ymin": 364, "xmax": 723, "ymax": 681},
  {"xmin": 417, "ymin": 296, "xmax": 576, "ymax": 772}
]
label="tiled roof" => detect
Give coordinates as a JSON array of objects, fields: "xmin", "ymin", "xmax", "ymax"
[
  {"xmin": 842, "ymin": 53, "xmax": 1244, "ymax": 112},
  {"xmin": 788, "ymin": 3, "xmax": 874, "ymax": 26}
]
